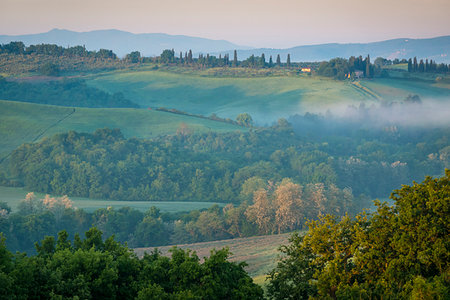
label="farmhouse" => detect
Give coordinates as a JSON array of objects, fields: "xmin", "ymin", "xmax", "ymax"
[{"xmin": 347, "ymin": 70, "xmax": 364, "ymax": 79}]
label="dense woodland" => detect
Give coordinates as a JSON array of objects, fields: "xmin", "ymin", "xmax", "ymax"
[
  {"xmin": 0, "ymin": 77, "xmax": 137, "ymax": 108},
  {"xmin": 0, "ymin": 227, "xmax": 263, "ymax": 299},
  {"xmin": 6, "ymin": 118, "xmax": 448, "ymax": 202},
  {"xmin": 0, "ymin": 169, "xmax": 447, "ymax": 299}
]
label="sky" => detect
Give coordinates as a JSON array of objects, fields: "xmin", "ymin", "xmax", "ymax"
[{"xmin": 2, "ymin": 0, "xmax": 450, "ymax": 48}]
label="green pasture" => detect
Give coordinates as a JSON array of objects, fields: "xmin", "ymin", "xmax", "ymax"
[
  {"xmin": 0, "ymin": 186, "xmax": 225, "ymax": 213},
  {"xmin": 87, "ymin": 69, "xmax": 373, "ymax": 124},
  {"xmin": 0, "ymin": 99, "xmax": 245, "ymax": 157},
  {"xmin": 361, "ymin": 76, "xmax": 450, "ymax": 101}
]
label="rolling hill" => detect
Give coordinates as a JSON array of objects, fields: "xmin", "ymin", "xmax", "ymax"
[
  {"xmin": 86, "ymin": 68, "xmax": 450, "ymax": 124},
  {"xmin": 0, "ymin": 99, "xmax": 245, "ymax": 159}
]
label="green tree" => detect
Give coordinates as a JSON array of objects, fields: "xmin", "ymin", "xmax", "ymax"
[
  {"xmin": 287, "ymin": 54, "xmax": 291, "ymax": 68},
  {"xmin": 236, "ymin": 113, "xmax": 253, "ymax": 127}
]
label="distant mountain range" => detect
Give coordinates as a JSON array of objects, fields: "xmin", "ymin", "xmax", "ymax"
[
  {"xmin": 1, "ymin": 29, "xmax": 449, "ymax": 63},
  {"xmin": 0, "ymin": 29, "xmax": 251, "ymax": 57},
  {"xmin": 223, "ymin": 36, "xmax": 450, "ymax": 63}
]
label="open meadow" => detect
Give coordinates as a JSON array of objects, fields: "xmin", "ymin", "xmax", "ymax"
[
  {"xmin": 86, "ymin": 68, "xmax": 372, "ymax": 124},
  {"xmin": 86, "ymin": 67, "xmax": 450, "ymax": 124},
  {"xmin": 0, "ymin": 185, "xmax": 225, "ymax": 213},
  {"xmin": 0, "ymin": 99, "xmax": 245, "ymax": 158}
]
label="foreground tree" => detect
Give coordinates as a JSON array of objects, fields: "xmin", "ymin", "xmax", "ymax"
[
  {"xmin": 0, "ymin": 227, "xmax": 263, "ymax": 299},
  {"xmin": 268, "ymin": 170, "xmax": 450, "ymax": 299}
]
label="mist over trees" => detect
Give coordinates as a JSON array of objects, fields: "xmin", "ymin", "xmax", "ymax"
[{"xmin": 7, "ymin": 123, "xmax": 448, "ymax": 204}]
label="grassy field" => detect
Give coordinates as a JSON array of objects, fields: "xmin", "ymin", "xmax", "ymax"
[
  {"xmin": 87, "ymin": 69, "xmax": 373, "ymax": 124},
  {"xmin": 361, "ymin": 76, "xmax": 450, "ymax": 101},
  {"xmin": 0, "ymin": 186, "xmax": 225, "ymax": 213},
  {"xmin": 134, "ymin": 233, "xmax": 292, "ymax": 279},
  {"xmin": 87, "ymin": 68, "xmax": 450, "ymax": 125},
  {"xmin": 0, "ymin": 99, "xmax": 245, "ymax": 158}
]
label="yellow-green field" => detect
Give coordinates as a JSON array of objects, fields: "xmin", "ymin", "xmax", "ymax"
[
  {"xmin": 87, "ymin": 69, "xmax": 373, "ymax": 124},
  {"xmin": 134, "ymin": 232, "xmax": 292, "ymax": 279},
  {"xmin": 0, "ymin": 186, "xmax": 225, "ymax": 213},
  {"xmin": 87, "ymin": 68, "xmax": 450, "ymax": 124},
  {"xmin": 0, "ymin": 99, "xmax": 245, "ymax": 158}
]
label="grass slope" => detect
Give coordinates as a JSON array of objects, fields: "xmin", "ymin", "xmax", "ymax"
[
  {"xmin": 361, "ymin": 77, "xmax": 450, "ymax": 100},
  {"xmin": 87, "ymin": 69, "xmax": 372, "ymax": 124},
  {"xmin": 0, "ymin": 99, "xmax": 245, "ymax": 158},
  {"xmin": 134, "ymin": 233, "xmax": 291, "ymax": 279},
  {"xmin": 87, "ymin": 68, "xmax": 450, "ymax": 124},
  {"xmin": 0, "ymin": 186, "xmax": 225, "ymax": 213}
]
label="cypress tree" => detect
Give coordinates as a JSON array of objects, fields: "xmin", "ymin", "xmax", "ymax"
[
  {"xmin": 419, "ymin": 59, "xmax": 424, "ymax": 72},
  {"xmin": 179, "ymin": 52, "xmax": 183, "ymax": 64},
  {"xmin": 365, "ymin": 55, "xmax": 371, "ymax": 77},
  {"xmin": 408, "ymin": 58, "xmax": 412, "ymax": 72},
  {"xmin": 286, "ymin": 54, "xmax": 291, "ymax": 68},
  {"xmin": 269, "ymin": 55, "xmax": 273, "ymax": 68},
  {"xmin": 188, "ymin": 50, "xmax": 193, "ymax": 64},
  {"xmin": 413, "ymin": 57, "xmax": 418, "ymax": 72},
  {"xmin": 260, "ymin": 53, "xmax": 266, "ymax": 67},
  {"xmin": 425, "ymin": 59, "xmax": 429, "ymax": 72},
  {"xmin": 276, "ymin": 54, "xmax": 281, "ymax": 66},
  {"xmin": 233, "ymin": 50, "xmax": 238, "ymax": 67}
]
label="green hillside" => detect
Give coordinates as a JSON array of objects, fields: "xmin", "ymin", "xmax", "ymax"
[
  {"xmin": 87, "ymin": 68, "xmax": 449, "ymax": 124},
  {"xmin": 86, "ymin": 69, "xmax": 372, "ymax": 124},
  {"xmin": 0, "ymin": 99, "xmax": 245, "ymax": 158}
]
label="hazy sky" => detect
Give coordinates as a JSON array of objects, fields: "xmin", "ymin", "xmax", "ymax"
[{"xmin": 2, "ymin": 0, "xmax": 450, "ymax": 48}]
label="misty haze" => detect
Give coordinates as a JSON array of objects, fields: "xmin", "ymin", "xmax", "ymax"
[{"xmin": 0, "ymin": 0, "xmax": 449, "ymax": 299}]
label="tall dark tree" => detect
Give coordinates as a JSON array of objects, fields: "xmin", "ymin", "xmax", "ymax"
[
  {"xmin": 413, "ymin": 56, "xmax": 418, "ymax": 72},
  {"xmin": 269, "ymin": 55, "xmax": 273, "ymax": 68},
  {"xmin": 276, "ymin": 54, "xmax": 281, "ymax": 66},
  {"xmin": 365, "ymin": 55, "xmax": 371, "ymax": 77},
  {"xmin": 286, "ymin": 54, "xmax": 291, "ymax": 68},
  {"xmin": 425, "ymin": 59, "xmax": 429, "ymax": 72},
  {"xmin": 260, "ymin": 53, "xmax": 266, "ymax": 67},
  {"xmin": 233, "ymin": 50, "xmax": 238, "ymax": 67},
  {"xmin": 408, "ymin": 58, "xmax": 412, "ymax": 72},
  {"xmin": 188, "ymin": 49, "xmax": 193, "ymax": 64},
  {"xmin": 419, "ymin": 59, "xmax": 425, "ymax": 72}
]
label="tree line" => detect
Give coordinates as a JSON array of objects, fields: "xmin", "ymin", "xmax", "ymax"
[
  {"xmin": 0, "ymin": 77, "xmax": 138, "ymax": 108},
  {"xmin": 408, "ymin": 57, "xmax": 449, "ymax": 74},
  {"xmin": 0, "ymin": 177, "xmax": 358, "ymax": 254},
  {"xmin": 0, "ymin": 42, "xmax": 308, "ymax": 71},
  {"xmin": 0, "ymin": 41, "xmax": 117, "ymax": 59}
]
